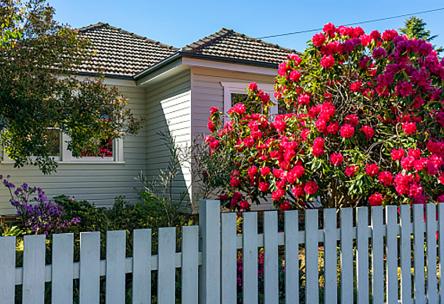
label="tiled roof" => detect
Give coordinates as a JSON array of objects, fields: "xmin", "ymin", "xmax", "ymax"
[
  {"xmin": 76, "ymin": 23, "xmax": 177, "ymax": 78},
  {"xmin": 75, "ymin": 24, "xmax": 293, "ymax": 79},
  {"xmin": 181, "ymin": 28, "xmax": 294, "ymax": 67}
]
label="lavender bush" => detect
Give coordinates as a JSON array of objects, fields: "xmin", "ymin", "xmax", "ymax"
[{"xmin": 2, "ymin": 175, "xmax": 80, "ymax": 235}]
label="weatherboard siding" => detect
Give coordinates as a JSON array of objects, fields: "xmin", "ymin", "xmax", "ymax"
[
  {"xmin": 190, "ymin": 67, "xmax": 275, "ymax": 137},
  {"xmin": 190, "ymin": 67, "xmax": 276, "ymax": 209},
  {"xmin": 144, "ymin": 70, "xmax": 192, "ymax": 204},
  {"xmin": 0, "ymin": 85, "xmax": 147, "ymax": 215}
]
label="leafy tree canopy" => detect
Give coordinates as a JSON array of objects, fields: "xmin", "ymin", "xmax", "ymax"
[
  {"xmin": 400, "ymin": 16, "xmax": 443, "ymax": 53},
  {"xmin": 0, "ymin": 0, "xmax": 141, "ymax": 173}
]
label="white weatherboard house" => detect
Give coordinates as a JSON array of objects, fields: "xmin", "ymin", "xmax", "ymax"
[{"xmin": 0, "ymin": 23, "xmax": 292, "ymax": 214}]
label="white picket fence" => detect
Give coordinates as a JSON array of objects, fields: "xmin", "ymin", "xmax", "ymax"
[{"xmin": 0, "ymin": 201, "xmax": 444, "ymax": 303}]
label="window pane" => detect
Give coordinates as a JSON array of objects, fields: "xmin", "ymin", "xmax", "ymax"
[
  {"xmin": 80, "ymin": 138, "xmax": 113, "ymax": 158},
  {"xmin": 45, "ymin": 129, "xmax": 61, "ymax": 157},
  {"xmin": 231, "ymin": 93, "xmax": 248, "ymax": 106}
]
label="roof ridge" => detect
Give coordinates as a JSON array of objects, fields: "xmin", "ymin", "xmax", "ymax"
[
  {"xmin": 182, "ymin": 27, "xmax": 234, "ymax": 52},
  {"xmin": 79, "ymin": 22, "xmax": 178, "ymax": 50},
  {"xmin": 233, "ymin": 30, "xmax": 296, "ymax": 53}
]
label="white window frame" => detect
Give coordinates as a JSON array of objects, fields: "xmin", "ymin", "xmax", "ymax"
[
  {"xmin": 221, "ymin": 82, "xmax": 278, "ymax": 118},
  {"xmin": 61, "ymin": 134, "xmax": 124, "ymax": 163},
  {"xmin": 2, "ymin": 132, "xmax": 124, "ymax": 164}
]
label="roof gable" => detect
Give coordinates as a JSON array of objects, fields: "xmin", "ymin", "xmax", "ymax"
[
  {"xmin": 76, "ymin": 23, "xmax": 177, "ymax": 78},
  {"xmin": 181, "ymin": 28, "xmax": 294, "ymax": 67}
]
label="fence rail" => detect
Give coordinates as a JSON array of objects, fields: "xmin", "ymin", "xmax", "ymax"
[{"xmin": 0, "ymin": 201, "xmax": 443, "ymax": 303}]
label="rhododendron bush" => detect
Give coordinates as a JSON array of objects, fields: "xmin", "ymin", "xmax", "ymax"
[{"xmin": 205, "ymin": 23, "xmax": 444, "ymax": 210}]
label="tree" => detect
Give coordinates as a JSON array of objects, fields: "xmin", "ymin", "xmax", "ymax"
[
  {"xmin": 206, "ymin": 23, "xmax": 443, "ymax": 210},
  {"xmin": 400, "ymin": 16, "xmax": 443, "ymax": 53},
  {"xmin": 0, "ymin": 0, "xmax": 141, "ymax": 173}
]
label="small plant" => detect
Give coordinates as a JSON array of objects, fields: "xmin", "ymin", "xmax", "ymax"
[{"xmin": 2, "ymin": 175, "xmax": 80, "ymax": 235}]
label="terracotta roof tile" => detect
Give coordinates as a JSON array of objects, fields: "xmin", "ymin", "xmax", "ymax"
[
  {"xmin": 181, "ymin": 28, "xmax": 294, "ymax": 66},
  {"xmin": 74, "ymin": 24, "xmax": 293, "ymax": 78},
  {"xmin": 76, "ymin": 23, "xmax": 177, "ymax": 77}
]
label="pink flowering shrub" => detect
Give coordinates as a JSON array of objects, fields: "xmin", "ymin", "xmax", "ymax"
[{"xmin": 205, "ymin": 23, "xmax": 444, "ymax": 210}]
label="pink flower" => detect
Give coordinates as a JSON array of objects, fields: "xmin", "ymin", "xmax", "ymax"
[
  {"xmin": 345, "ymin": 166, "xmax": 359, "ymax": 177},
  {"xmin": 247, "ymin": 166, "xmax": 258, "ymax": 179},
  {"xmin": 330, "ymin": 152, "xmax": 344, "ymax": 166},
  {"xmin": 258, "ymin": 181, "xmax": 269, "ymax": 192},
  {"xmin": 260, "ymin": 166, "xmax": 271, "ymax": 176},
  {"xmin": 369, "ymin": 193, "xmax": 384, "ymax": 206},
  {"xmin": 279, "ymin": 201, "xmax": 292, "ymax": 211},
  {"xmin": 378, "ymin": 171, "xmax": 393, "ymax": 186},
  {"xmin": 248, "ymin": 82, "xmax": 258, "ymax": 91},
  {"xmin": 228, "ymin": 103, "xmax": 246, "ymax": 115},
  {"xmin": 292, "ymin": 184, "xmax": 304, "ymax": 198},
  {"xmin": 312, "ymin": 137, "xmax": 325, "ymax": 157},
  {"xmin": 209, "ymin": 106, "xmax": 219, "ymax": 115},
  {"xmin": 320, "ymin": 55, "xmax": 335, "ymax": 69},
  {"xmin": 401, "ymin": 156, "xmax": 415, "ymax": 171},
  {"xmin": 327, "ymin": 122, "xmax": 339, "ymax": 135},
  {"xmin": 402, "ymin": 122, "xmax": 417, "ymax": 135},
  {"xmin": 289, "ymin": 70, "xmax": 301, "ymax": 82},
  {"xmin": 298, "ymin": 93, "xmax": 310, "ymax": 105},
  {"xmin": 304, "ymin": 181, "xmax": 319, "ymax": 195},
  {"xmin": 323, "ymin": 23, "xmax": 337, "ymax": 37},
  {"xmin": 340, "ymin": 124, "xmax": 355, "ymax": 138},
  {"xmin": 278, "ymin": 61, "xmax": 288, "ymax": 76},
  {"xmin": 391, "ymin": 148, "xmax": 405, "ymax": 161},
  {"xmin": 350, "ymin": 81, "xmax": 362, "ymax": 92},
  {"xmin": 344, "ymin": 114, "xmax": 359, "ymax": 126},
  {"xmin": 273, "ymin": 120, "xmax": 286, "ymax": 133},
  {"xmin": 288, "ymin": 53, "xmax": 302, "ymax": 65},
  {"xmin": 239, "ymin": 200, "xmax": 250, "ymax": 210},
  {"xmin": 360, "ymin": 125, "xmax": 375, "ymax": 140},
  {"xmin": 272, "ymin": 188, "xmax": 286, "ymax": 201},
  {"xmin": 382, "ymin": 29, "xmax": 398, "ymax": 41},
  {"xmin": 207, "ymin": 120, "xmax": 216, "ymax": 132},
  {"xmin": 312, "ymin": 33, "xmax": 326, "ymax": 47},
  {"xmin": 365, "ymin": 163, "xmax": 379, "ymax": 177}
]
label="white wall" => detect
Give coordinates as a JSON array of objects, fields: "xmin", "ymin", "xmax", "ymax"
[
  {"xmin": 0, "ymin": 84, "xmax": 148, "ymax": 214},
  {"xmin": 144, "ymin": 70, "xmax": 192, "ymax": 205}
]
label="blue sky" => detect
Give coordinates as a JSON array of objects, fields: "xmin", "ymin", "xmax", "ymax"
[{"xmin": 48, "ymin": 0, "xmax": 444, "ymax": 51}]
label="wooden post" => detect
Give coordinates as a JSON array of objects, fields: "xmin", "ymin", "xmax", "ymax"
[{"xmin": 199, "ymin": 200, "xmax": 221, "ymax": 304}]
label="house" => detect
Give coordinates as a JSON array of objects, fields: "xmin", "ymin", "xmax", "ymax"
[{"xmin": 0, "ymin": 23, "xmax": 293, "ymax": 214}]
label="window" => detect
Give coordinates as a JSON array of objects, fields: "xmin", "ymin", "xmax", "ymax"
[
  {"xmin": 61, "ymin": 135, "xmax": 124, "ymax": 163},
  {"xmin": 221, "ymin": 82, "xmax": 278, "ymax": 118},
  {"xmin": 2, "ymin": 132, "xmax": 123, "ymax": 164}
]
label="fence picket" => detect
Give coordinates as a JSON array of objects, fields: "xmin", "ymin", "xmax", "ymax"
[
  {"xmin": 323, "ymin": 208, "xmax": 337, "ymax": 304},
  {"xmin": 132, "ymin": 229, "xmax": 151, "ymax": 304},
  {"xmin": 264, "ymin": 211, "xmax": 279, "ymax": 304},
  {"xmin": 400, "ymin": 205, "xmax": 412, "ymax": 304},
  {"xmin": 386, "ymin": 205, "xmax": 398, "ymax": 303},
  {"xmin": 181, "ymin": 226, "xmax": 199, "ymax": 304},
  {"xmin": 305, "ymin": 209, "xmax": 319, "ymax": 303},
  {"xmin": 3, "ymin": 201, "xmax": 444, "ymax": 304},
  {"xmin": 106, "ymin": 231, "xmax": 126, "ymax": 304},
  {"xmin": 221, "ymin": 213, "xmax": 237, "ymax": 304},
  {"xmin": 22, "ymin": 235, "xmax": 46, "ymax": 304},
  {"xmin": 439, "ymin": 204, "xmax": 444, "ymax": 303},
  {"xmin": 426, "ymin": 204, "xmax": 438, "ymax": 303},
  {"xmin": 340, "ymin": 208, "xmax": 353, "ymax": 304},
  {"xmin": 52, "ymin": 233, "xmax": 74, "ymax": 304},
  {"xmin": 199, "ymin": 200, "xmax": 221, "ymax": 304},
  {"xmin": 413, "ymin": 204, "xmax": 426, "ymax": 303},
  {"xmin": 371, "ymin": 206, "xmax": 384, "ymax": 304},
  {"xmin": 284, "ymin": 210, "xmax": 299, "ymax": 304},
  {"xmin": 158, "ymin": 227, "xmax": 176, "ymax": 304},
  {"xmin": 356, "ymin": 207, "xmax": 369, "ymax": 304},
  {"xmin": 0, "ymin": 236, "xmax": 16, "ymax": 304},
  {"xmin": 243, "ymin": 212, "xmax": 258, "ymax": 304},
  {"xmin": 80, "ymin": 232, "xmax": 101, "ymax": 304}
]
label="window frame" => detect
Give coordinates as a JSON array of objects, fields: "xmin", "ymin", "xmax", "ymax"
[{"xmin": 221, "ymin": 82, "xmax": 278, "ymax": 118}]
